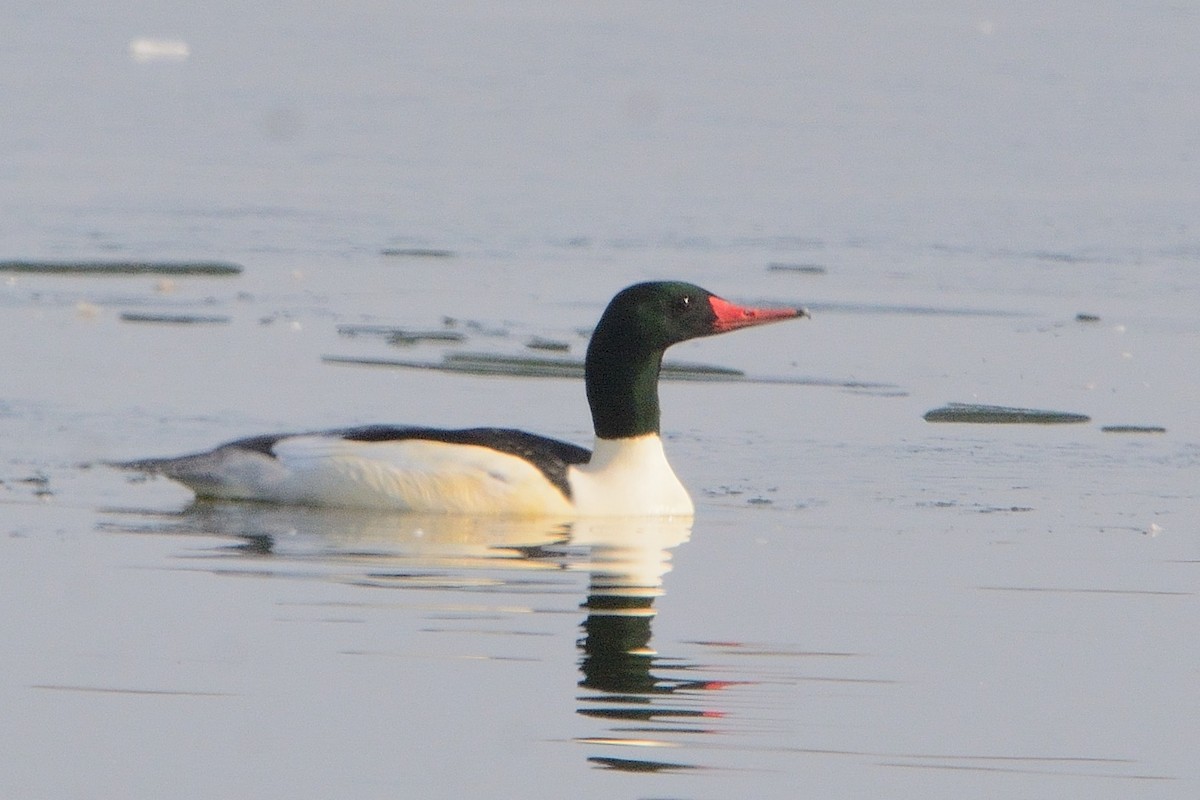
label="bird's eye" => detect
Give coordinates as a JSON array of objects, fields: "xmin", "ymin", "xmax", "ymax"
[{"xmin": 674, "ymin": 295, "xmax": 692, "ymax": 314}]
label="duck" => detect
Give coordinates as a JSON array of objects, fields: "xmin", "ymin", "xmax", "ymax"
[{"xmin": 121, "ymin": 281, "xmax": 804, "ymax": 516}]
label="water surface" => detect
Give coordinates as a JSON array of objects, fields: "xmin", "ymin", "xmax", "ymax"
[{"xmin": 2, "ymin": 3, "xmax": 1198, "ymax": 798}]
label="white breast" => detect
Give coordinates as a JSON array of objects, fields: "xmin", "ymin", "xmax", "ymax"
[{"xmin": 567, "ymin": 434, "xmax": 694, "ymax": 517}]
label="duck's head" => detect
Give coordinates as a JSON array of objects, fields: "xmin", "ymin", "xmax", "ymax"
[
  {"xmin": 595, "ymin": 281, "xmax": 806, "ymax": 351},
  {"xmin": 584, "ymin": 281, "xmax": 805, "ymax": 440}
]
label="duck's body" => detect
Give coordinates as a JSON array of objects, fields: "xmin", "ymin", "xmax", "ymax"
[
  {"xmin": 127, "ymin": 426, "xmax": 689, "ymax": 515},
  {"xmin": 123, "ymin": 282, "xmax": 803, "ymax": 516}
]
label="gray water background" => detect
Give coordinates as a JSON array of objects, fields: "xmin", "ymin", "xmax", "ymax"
[{"xmin": 2, "ymin": 3, "xmax": 1198, "ymax": 798}]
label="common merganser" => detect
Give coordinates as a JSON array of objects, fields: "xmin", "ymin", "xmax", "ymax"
[{"xmin": 122, "ymin": 281, "xmax": 804, "ymax": 516}]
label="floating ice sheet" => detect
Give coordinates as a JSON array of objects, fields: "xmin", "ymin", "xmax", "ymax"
[
  {"xmin": 0, "ymin": 260, "xmax": 242, "ymax": 276},
  {"xmin": 924, "ymin": 403, "xmax": 1091, "ymax": 424}
]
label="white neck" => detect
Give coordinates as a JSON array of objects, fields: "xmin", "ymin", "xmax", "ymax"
[{"xmin": 567, "ymin": 434, "xmax": 694, "ymax": 517}]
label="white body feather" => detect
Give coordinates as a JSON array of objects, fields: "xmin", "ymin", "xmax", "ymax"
[
  {"xmin": 148, "ymin": 432, "xmax": 692, "ymax": 517},
  {"xmin": 568, "ymin": 435, "xmax": 693, "ymax": 516}
]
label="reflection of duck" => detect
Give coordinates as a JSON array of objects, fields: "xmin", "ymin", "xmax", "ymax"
[
  {"xmin": 573, "ymin": 519, "xmax": 688, "ymax": 695},
  {"xmin": 136, "ymin": 502, "xmax": 573, "ymax": 558},
  {"xmin": 108, "ymin": 504, "xmax": 727, "ymax": 774},
  {"xmin": 119, "ymin": 282, "xmax": 802, "ymax": 515},
  {"xmin": 570, "ymin": 519, "xmax": 739, "ymax": 773}
]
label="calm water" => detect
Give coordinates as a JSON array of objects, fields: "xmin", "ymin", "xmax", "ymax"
[{"xmin": 2, "ymin": 4, "xmax": 1198, "ymax": 798}]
